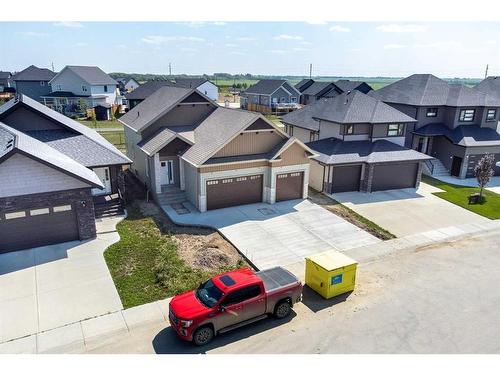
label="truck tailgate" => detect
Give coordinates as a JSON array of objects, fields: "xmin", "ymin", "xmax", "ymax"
[{"xmin": 256, "ymin": 267, "xmax": 300, "ymax": 293}]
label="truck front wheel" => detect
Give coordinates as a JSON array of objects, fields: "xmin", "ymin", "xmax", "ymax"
[
  {"xmin": 192, "ymin": 325, "xmax": 214, "ymax": 346},
  {"xmin": 274, "ymin": 300, "xmax": 291, "ymax": 319}
]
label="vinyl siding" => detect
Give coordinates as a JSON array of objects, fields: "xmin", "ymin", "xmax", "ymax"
[
  {"xmin": 199, "ymin": 161, "xmax": 268, "ymax": 173},
  {"xmin": 213, "ymin": 131, "xmax": 284, "ymax": 157},
  {"xmin": 14, "ymin": 81, "xmax": 52, "ymax": 102},
  {"xmin": 1, "ymin": 106, "xmax": 61, "ymax": 132},
  {"xmin": 0, "ymin": 153, "xmax": 90, "ymax": 198},
  {"xmin": 184, "ymin": 161, "xmax": 199, "ymax": 208},
  {"xmin": 272, "ymin": 143, "xmax": 310, "ymax": 167},
  {"xmin": 309, "ymin": 159, "xmax": 325, "ymax": 191}
]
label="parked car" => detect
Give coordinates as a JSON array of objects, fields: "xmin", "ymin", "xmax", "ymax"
[{"xmin": 168, "ymin": 267, "xmax": 303, "ymax": 345}]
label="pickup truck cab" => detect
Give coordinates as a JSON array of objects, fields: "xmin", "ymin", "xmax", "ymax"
[{"xmin": 169, "ymin": 267, "xmax": 303, "ymax": 345}]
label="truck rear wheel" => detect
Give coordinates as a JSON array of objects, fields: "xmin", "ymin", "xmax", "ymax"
[
  {"xmin": 192, "ymin": 325, "xmax": 214, "ymax": 346},
  {"xmin": 274, "ymin": 300, "xmax": 291, "ymax": 319}
]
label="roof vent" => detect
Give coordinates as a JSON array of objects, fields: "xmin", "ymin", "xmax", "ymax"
[{"xmin": 137, "ymin": 111, "xmax": 140, "ymax": 117}]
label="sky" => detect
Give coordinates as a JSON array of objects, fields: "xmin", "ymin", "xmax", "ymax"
[{"xmin": 0, "ymin": 22, "xmax": 499, "ymax": 78}]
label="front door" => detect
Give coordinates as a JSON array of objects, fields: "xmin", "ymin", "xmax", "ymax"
[
  {"xmin": 91, "ymin": 167, "xmax": 112, "ymax": 195},
  {"xmin": 451, "ymin": 156, "xmax": 463, "ymax": 177},
  {"xmin": 160, "ymin": 160, "xmax": 174, "ymax": 185}
]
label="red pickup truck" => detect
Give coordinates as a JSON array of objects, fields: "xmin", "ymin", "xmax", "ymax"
[{"xmin": 169, "ymin": 267, "xmax": 303, "ymax": 345}]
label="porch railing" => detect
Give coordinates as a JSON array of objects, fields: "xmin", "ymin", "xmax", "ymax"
[{"xmin": 424, "ymin": 159, "xmax": 434, "ymax": 175}]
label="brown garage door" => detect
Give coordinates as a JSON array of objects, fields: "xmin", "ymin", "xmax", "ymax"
[
  {"xmin": 0, "ymin": 204, "xmax": 79, "ymax": 254},
  {"xmin": 276, "ymin": 172, "xmax": 304, "ymax": 201},
  {"xmin": 206, "ymin": 174, "xmax": 263, "ymax": 210},
  {"xmin": 331, "ymin": 165, "xmax": 362, "ymax": 193},
  {"xmin": 371, "ymin": 163, "xmax": 418, "ymax": 192}
]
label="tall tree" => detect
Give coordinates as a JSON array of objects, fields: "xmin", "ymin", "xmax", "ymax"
[{"xmin": 474, "ymin": 153, "xmax": 495, "ymax": 200}]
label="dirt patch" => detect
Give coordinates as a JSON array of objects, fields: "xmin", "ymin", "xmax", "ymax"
[
  {"xmin": 307, "ymin": 188, "xmax": 396, "ymax": 241},
  {"xmin": 136, "ymin": 200, "xmax": 246, "ymax": 272}
]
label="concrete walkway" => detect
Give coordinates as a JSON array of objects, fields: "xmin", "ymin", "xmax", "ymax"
[
  {"xmin": 0, "ymin": 215, "xmax": 125, "ymax": 346},
  {"xmin": 431, "ymin": 174, "xmax": 500, "ymax": 194},
  {"xmin": 161, "ymin": 199, "xmax": 380, "ymax": 270},
  {"xmin": 331, "ymin": 183, "xmax": 490, "ymax": 237}
]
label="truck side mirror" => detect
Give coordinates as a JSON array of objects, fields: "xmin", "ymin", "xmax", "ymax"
[{"xmin": 219, "ymin": 305, "xmax": 225, "ymax": 312}]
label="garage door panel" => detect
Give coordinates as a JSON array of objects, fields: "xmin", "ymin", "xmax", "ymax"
[
  {"xmin": 0, "ymin": 205, "xmax": 79, "ymax": 253},
  {"xmin": 331, "ymin": 165, "xmax": 361, "ymax": 193},
  {"xmin": 206, "ymin": 174, "xmax": 263, "ymax": 210},
  {"xmin": 372, "ymin": 163, "xmax": 418, "ymax": 192},
  {"xmin": 276, "ymin": 172, "xmax": 304, "ymax": 201}
]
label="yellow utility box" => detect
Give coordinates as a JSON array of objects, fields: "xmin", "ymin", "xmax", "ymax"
[{"xmin": 305, "ymin": 251, "xmax": 358, "ymax": 299}]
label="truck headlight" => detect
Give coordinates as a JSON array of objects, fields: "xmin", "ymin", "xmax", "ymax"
[{"xmin": 180, "ymin": 319, "xmax": 193, "ymax": 328}]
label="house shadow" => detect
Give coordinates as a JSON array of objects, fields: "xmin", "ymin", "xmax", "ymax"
[
  {"xmin": 152, "ymin": 311, "xmax": 296, "ymax": 354},
  {"xmin": 0, "ymin": 239, "xmax": 84, "ymax": 276},
  {"xmin": 300, "ymin": 285, "xmax": 353, "ymax": 313},
  {"xmin": 331, "ymin": 188, "xmax": 425, "ymax": 205}
]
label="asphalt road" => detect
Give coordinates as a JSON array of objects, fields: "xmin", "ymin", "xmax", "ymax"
[{"xmin": 84, "ymin": 229, "xmax": 500, "ymax": 354}]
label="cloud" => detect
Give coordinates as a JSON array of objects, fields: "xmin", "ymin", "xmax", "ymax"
[
  {"xmin": 376, "ymin": 24, "xmax": 428, "ymax": 33},
  {"xmin": 305, "ymin": 20, "xmax": 327, "ymax": 25},
  {"xmin": 383, "ymin": 43, "xmax": 406, "ymax": 50},
  {"xmin": 141, "ymin": 35, "xmax": 205, "ymax": 44},
  {"xmin": 115, "ymin": 44, "xmax": 127, "ymax": 49},
  {"xmin": 236, "ymin": 37, "xmax": 256, "ymax": 41},
  {"xmin": 329, "ymin": 25, "xmax": 350, "ymax": 33},
  {"xmin": 350, "ymin": 48, "xmax": 362, "ymax": 52},
  {"xmin": 273, "ymin": 34, "xmax": 303, "ymax": 41},
  {"xmin": 211, "ymin": 22, "xmax": 226, "ymax": 26},
  {"xmin": 299, "ymin": 41, "xmax": 311, "ymax": 45},
  {"xmin": 292, "ymin": 47, "xmax": 309, "ymax": 52},
  {"xmin": 225, "ymin": 43, "xmax": 238, "ymax": 47},
  {"xmin": 53, "ymin": 21, "xmax": 83, "ymax": 28},
  {"xmin": 181, "ymin": 47, "xmax": 197, "ymax": 52},
  {"xmin": 268, "ymin": 49, "xmax": 287, "ymax": 53},
  {"xmin": 75, "ymin": 42, "xmax": 88, "ymax": 47},
  {"xmin": 16, "ymin": 31, "xmax": 49, "ymax": 37},
  {"xmin": 483, "ymin": 40, "xmax": 497, "ymax": 45},
  {"xmin": 415, "ymin": 41, "xmax": 461, "ymax": 49},
  {"xmin": 229, "ymin": 51, "xmax": 248, "ymax": 56}
]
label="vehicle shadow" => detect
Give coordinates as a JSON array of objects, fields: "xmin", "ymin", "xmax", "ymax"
[
  {"xmin": 300, "ymin": 285, "xmax": 352, "ymax": 313},
  {"xmin": 152, "ymin": 311, "xmax": 296, "ymax": 354}
]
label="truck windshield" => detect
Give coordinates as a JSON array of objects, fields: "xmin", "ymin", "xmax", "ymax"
[{"xmin": 196, "ymin": 279, "xmax": 223, "ymax": 308}]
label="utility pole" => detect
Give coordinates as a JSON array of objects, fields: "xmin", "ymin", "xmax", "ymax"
[
  {"xmin": 51, "ymin": 62, "xmax": 55, "ymax": 72},
  {"xmin": 485, "ymin": 64, "xmax": 489, "ymax": 78},
  {"xmin": 309, "ymin": 63, "xmax": 313, "ymax": 78},
  {"xmin": 169, "ymin": 62, "xmax": 172, "ymax": 77}
]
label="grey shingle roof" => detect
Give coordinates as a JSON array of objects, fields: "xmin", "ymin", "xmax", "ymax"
[
  {"xmin": 137, "ymin": 127, "xmax": 177, "ymax": 156},
  {"xmin": 174, "ymin": 78, "xmax": 209, "ymax": 88},
  {"xmin": 301, "ymin": 82, "xmax": 336, "ymax": 96},
  {"xmin": 244, "ymin": 79, "xmax": 287, "ymax": 95},
  {"xmin": 475, "ymin": 76, "xmax": 500, "ymax": 99},
  {"xmin": 335, "ymin": 80, "xmax": 372, "ymax": 93},
  {"xmin": 282, "ymin": 91, "xmax": 415, "ymax": 129},
  {"xmin": 370, "ymin": 74, "xmax": 500, "ymax": 107},
  {"xmin": 295, "ymin": 79, "xmax": 314, "ymax": 92},
  {"xmin": 0, "ymin": 125, "xmax": 15, "ymax": 159},
  {"xmin": 413, "ymin": 123, "xmax": 500, "ymax": 147},
  {"xmin": 12, "ymin": 65, "xmax": 56, "ymax": 81},
  {"xmin": 182, "ymin": 107, "xmax": 261, "ymax": 165},
  {"xmin": 124, "ymin": 80, "xmax": 175, "ymax": 100},
  {"xmin": 55, "ymin": 66, "xmax": 117, "ymax": 85},
  {"xmin": 0, "ymin": 122, "xmax": 103, "ymax": 188},
  {"xmin": 307, "ymin": 137, "xmax": 432, "ymax": 165},
  {"xmin": 0, "ymin": 94, "xmax": 130, "ymax": 166},
  {"xmin": 119, "ymin": 85, "xmax": 195, "ymax": 132},
  {"xmin": 0, "ymin": 71, "xmax": 12, "ymax": 79}
]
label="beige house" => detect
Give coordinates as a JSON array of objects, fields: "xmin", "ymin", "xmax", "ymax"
[{"xmin": 120, "ymin": 86, "xmax": 316, "ymax": 212}]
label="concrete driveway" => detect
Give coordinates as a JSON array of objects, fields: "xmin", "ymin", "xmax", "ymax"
[
  {"xmin": 330, "ymin": 183, "xmax": 490, "ymax": 237},
  {"xmin": 162, "ymin": 199, "xmax": 380, "ymax": 270},
  {"xmin": 0, "ymin": 216, "xmax": 123, "ymax": 344}
]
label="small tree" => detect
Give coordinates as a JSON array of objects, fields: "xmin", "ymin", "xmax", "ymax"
[{"xmin": 474, "ymin": 153, "xmax": 495, "ymax": 200}]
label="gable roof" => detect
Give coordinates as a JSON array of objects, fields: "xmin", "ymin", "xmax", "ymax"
[
  {"xmin": 475, "ymin": 76, "xmax": 500, "ymax": 99},
  {"xmin": 12, "ymin": 65, "xmax": 56, "ymax": 82},
  {"xmin": 307, "ymin": 137, "xmax": 432, "ymax": 165},
  {"xmin": 124, "ymin": 80, "xmax": 175, "ymax": 100},
  {"xmin": 174, "ymin": 78, "xmax": 210, "ymax": 88},
  {"xmin": 119, "ymin": 85, "xmax": 216, "ymax": 132},
  {"xmin": 301, "ymin": 81, "xmax": 337, "ymax": 96},
  {"xmin": 370, "ymin": 74, "xmax": 500, "ymax": 107},
  {"xmin": 282, "ymin": 91, "xmax": 415, "ymax": 128},
  {"xmin": 137, "ymin": 126, "xmax": 194, "ymax": 156},
  {"xmin": 0, "ymin": 94, "xmax": 131, "ymax": 166},
  {"xmin": 51, "ymin": 66, "xmax": 117, "ymax": 85},
  {"xmin": 181, "ymin": 107, "xmax": 262, "ymax": 165},
  {"xmin": 0, "ymin": 122, "xmax": 103, "ymax": 188},
  {"xmin": 295, "ymin": 79, "xmax": 315, "ymax": 92},
  {"xmin": 335, "ymin": 80, "xmax": 372, "ymax": 93},
  {"xmin": 244, "ymin": 79, "xmax": 288, "ymax": 95},
  {"xmin": 0, "ymin": 71, "xmax": 12, "ymax": 80}
]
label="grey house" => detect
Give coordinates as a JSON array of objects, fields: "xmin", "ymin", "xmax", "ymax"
[
  {"xmin": 335, "ymin": 80, "xmax": 373, "ymax": 95},
  {"xmin": 125, "ymin": 80, "xmax": 175, "ymax": 109},
  {"xmin": 281, "ymin": 91, "xmax": 431, "ymax": 193},
  {"xmin": 294, "ymin": 79, "xmax": 373, "ymax": 106},
  {"xmin": 370, "ymin": 74, "xmax": 500, "ymax": 178},
  {"xmin": 12, "ymin": 65, "xmax": 56, "ymax": 102},
  {"xmin": 0, "ymin": 71, "xmax": 12, "ymax": 92},
  {"xmin": 0, "ymin": 95, "xmax": 131, "ymax": 253},
  {"xmin": 240, "ymin": 80, "xmax": 301, "ymax": 113}
]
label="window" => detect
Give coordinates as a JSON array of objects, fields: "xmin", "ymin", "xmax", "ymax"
[
  {"xmin": 104, "ymin": 85, "xmax": 108, "ymax": 92},
  {"xmin": 459, "ymin": 109, "xmax": 475, "ymax": 122},
  {"xmin": 387, "ymin": 123, "xmax": 405, "ymax": 137},
  {"xmin": 82, "ymin": 85, "xmax": 87, "ymax": 92},
  {"xmin": 40, "ymin": 81, "xmax": 45, "ymax": 86},
  {"xmin": 222, "ymin": 285, "xmax": 261, "ymax": 306},
  {"xmin": 280, "ymin": 97, "xmax": 286, "ymax": 103},
  {"xmin": 426, "ymin": 108, "xmax": 438, "ymax": 117},
  {"xmin": 291, "ymin": 97, "xmax": 297, "ymax": 103},
  {"xmin": 30, "ymin": 208, "xmax": 49, "ymax": 216},
  {"xmin": 345, "ymin": 124, "xmax": 354, "ymax": 135},
  {"xmin": 56, "ymin": 84, "xmax": 62, "ymax": 91},
  {"xmin": 309, "ymin": 131, "xmax": 319, "ymax": 142},
  {"xmin": 53, "ymin": 205, "xmax": 72, "ymax": 212},
  {"xmin": 486, "ymin": 109, "xmax": 497, "ymax": 122}
]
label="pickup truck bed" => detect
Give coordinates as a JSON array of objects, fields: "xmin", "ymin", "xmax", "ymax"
[{"xmin": 256, "ymin": 266, "xmax": 301, "ymax": 293}]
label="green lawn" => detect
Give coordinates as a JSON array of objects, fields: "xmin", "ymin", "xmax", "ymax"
[
  {"xmin": 104, "ymin": 206, "xmax": 243, "ymax": 308},
  {"xmin": 77, "ymin": 119, "xmax": 123, "ymax": 129},
  {"xmin": 264, "ymin": 114, "xmax": 284, "ymax": 128},
  {"xmin": 422, "ymin": 175, "xmax": 500, "ymax": 220}
]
